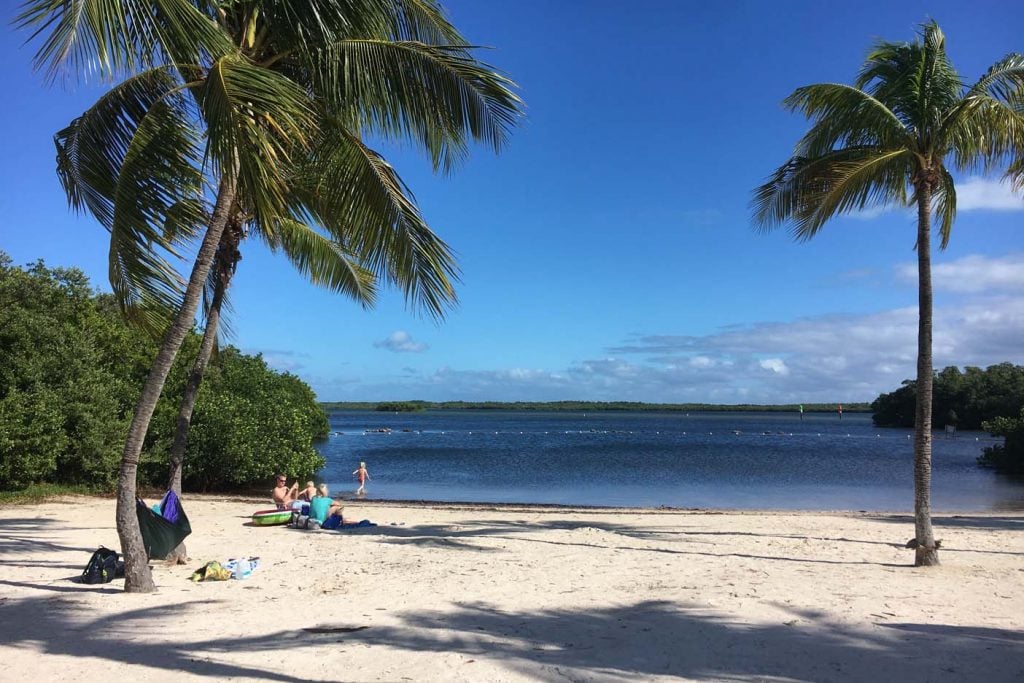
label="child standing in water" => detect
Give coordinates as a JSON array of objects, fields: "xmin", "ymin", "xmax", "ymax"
[{"xmin": 353, "ymin": 461, "xmax": 371, "ymax": 495}]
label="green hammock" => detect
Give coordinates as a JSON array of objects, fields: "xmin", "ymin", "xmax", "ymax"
[{"xmin": 136, "ymin": 491, "xmax": 192, "ymax": 560}]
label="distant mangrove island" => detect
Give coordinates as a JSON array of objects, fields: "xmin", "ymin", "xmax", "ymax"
[{"xmin": 320, "ymin": 400, "xmax": 870, "ymax": 413}]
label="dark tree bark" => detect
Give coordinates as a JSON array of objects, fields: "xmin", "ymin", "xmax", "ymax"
[
  {"xmin": 116, "ymin": 175, "xmax": 238, "ymax": 592},
  {"xmin": 164, "ymin": 216, "xmax": 243, "ymax": 565},
  {"xmin": 913, "ymin": 174, "xmax": 939, "ymax": 567}
]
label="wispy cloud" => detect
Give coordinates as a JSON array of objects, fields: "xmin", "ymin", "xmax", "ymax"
[
  {"xmin": 373, "ymin": 331, "xmax": 429, "ymax": 353},
  {"xmin": 897, "ymin": 253, "xmax": 1024, "ymax": 293},
  {"xmin": 956, "ymin": 177, "xmax": 1024, "ymax": 211},
  {"xmin": 322, "ymin": 294, "xmax": 1024, "ymax": 403}
]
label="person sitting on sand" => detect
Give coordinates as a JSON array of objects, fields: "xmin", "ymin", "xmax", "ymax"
[
  {"xmin": 297, "ymin": 480, "xmax": 316, "ymax": 502},
  {"xmin": 272, "ymin": 474, "xmax": 299, "ymax": 510},
  {"xmin": 310, "ymin": 483, "xmax": 344, "ymax": 523}
]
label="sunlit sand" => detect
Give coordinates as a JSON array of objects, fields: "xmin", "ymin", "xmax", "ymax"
[{"xmin": 1, "ymin": 496, "xmax": 1021, "ymax": 681}]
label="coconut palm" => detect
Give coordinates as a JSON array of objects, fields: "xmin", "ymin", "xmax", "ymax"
[
  {"xmin": 20, "ymin": 0, "xmax": 522, "ymax": 591},
  {"xmin": 752, "ymin": 21, "xmax": 1024, "ymax": 566}
]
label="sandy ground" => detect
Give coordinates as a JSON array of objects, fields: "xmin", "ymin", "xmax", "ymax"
[{"xmin": 0, "ymin": 496, "xmax": 1021, "ymax": 682}]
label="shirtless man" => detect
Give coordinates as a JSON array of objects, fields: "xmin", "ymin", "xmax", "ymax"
[{"xmin": 272, "ymin": 474, "xmax": 299, "ymax": 510}]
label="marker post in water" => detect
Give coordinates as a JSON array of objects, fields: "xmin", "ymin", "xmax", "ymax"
[{"xmin": 799, "ymin": 404, "xmax": 804, "ymax": 421}]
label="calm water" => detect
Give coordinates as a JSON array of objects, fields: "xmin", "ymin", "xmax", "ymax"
[{"xmin": 315, "ymin": 410, "xmax": 1024, "ymax": 512}]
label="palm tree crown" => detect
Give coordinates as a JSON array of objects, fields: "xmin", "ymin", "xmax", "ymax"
[
  {"xmin": 753, "ymin": 21, "xmax": 1023, "ymax": 241},
  {"xmin": 21, "ymin": 0, "xmax": 524, "ymax": 327}
]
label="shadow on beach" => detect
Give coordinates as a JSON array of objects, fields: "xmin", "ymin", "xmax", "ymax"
[
  {"xmin": 0, "ymin": 517, "xmax": 96, "ymax": 560},
  {"xmin": 366, "ymin": 516, "xmax": 1024, "ymax": 562},
  {"xmin": 1, "ymin": 592, "xmax": 1019, "ymax": 682}
]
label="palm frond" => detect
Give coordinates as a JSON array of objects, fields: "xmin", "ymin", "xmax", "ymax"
[
  {"xmin": 932, "ymin": 167, "xmax": 956, "ymax": 249},
  {"xmin": 109, "ymin": 89, "xmax": 205, "ymax": 331},
  {"xmin": 265, "ymin": 217, "xmax": 378, "ymax": 306},
  {"xmin": 784, "ymin": 83, "xmax": 911, "ymax": 157},
  {"xmin": 54, "ymin": 65, "xmax": 204, "ymax": 331},
  {"xmin": 293, "ymin": 120, "xmax": 458, "ymax": 319},
  {"xmin": 940, "ymin": 54, "xmax": 1024, "ymax": 172},
  {"xmin": 16, "ymin": 0, "xmax": 229, "ymax": 82},
  {"xmin": 313, "ymin": 39, "xmax": 522, "ymax": 171},
  {"xmin": 753, "ymin": 148, "xmax": 912, "ymax": 240},
  {"xmin": 197, "ymin": 53, "xmax": 315, "ymax": 224},
  {"xmin": 855, "ymin": 21, "xmax": 961, "ymax": 136}
]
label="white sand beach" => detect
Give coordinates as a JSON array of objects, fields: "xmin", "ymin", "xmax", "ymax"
[{"xmin": 0, "ymin": 496, "xmax": 1021, "ymax": 682}]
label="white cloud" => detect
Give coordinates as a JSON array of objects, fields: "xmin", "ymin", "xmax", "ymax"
[
  {"xmin": 373, "ymin": 331, "xmax": 428, "ymax": 353},
  {"xmin": 319, "ymin": 292, "xmax": 1024, "ymax": 403},
  {"xmin": 897, "ymin": 253, "xmax": 1024, "ymax": 293},
  {"xmin": 758, "ymin": 358, "xmax": 790, "ymax": 375},
  {"xmin": 956, "ymin": 177, "xmax": 1024, "ymax": 211}
]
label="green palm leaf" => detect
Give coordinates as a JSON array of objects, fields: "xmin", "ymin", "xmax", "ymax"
[
  {"xmin": 16, "ymin": 0, "xmax": 230, "ymax": 81},
  {"xmin": 294, "ymin": 119, "xmax": 458, "ymax": 318},
  {"xmin": 268, "ymin": 217, "xmax": 378, "ymax": 305},
  {"xmin": 197, "ymin": 53, "xmax": 316, "ymax": 223},
  {"xmin": 313, "ymin": 39, "xmax": 522, "ymax": 170}
]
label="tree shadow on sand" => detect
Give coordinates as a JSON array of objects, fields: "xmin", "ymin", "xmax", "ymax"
[
  {"xmin": 0, "ymin": 517, "xmax": 96, "ymax": 560},
  {"xmin": 368, "ymin": 516, "xmax": 1023, "ymax": 561},
  {"xmin": 328, "ymin": 600, "xmax": 1023, "ymax": 682},
  {"xmin": 0, "ymin": 595, "xmax": 307, "ymax": 682},
  {"xmin": 10, "ymin": 591, "xmax": 1017, "ymax": 682},
  {"xmin": 369, "ymin": 519, "xmax": 916, "ymax": 567}
]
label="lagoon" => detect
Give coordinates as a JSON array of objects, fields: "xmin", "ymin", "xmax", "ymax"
[{"xmin": 317, "ymin": 410, "xmax": 1024, "ymax": 512}]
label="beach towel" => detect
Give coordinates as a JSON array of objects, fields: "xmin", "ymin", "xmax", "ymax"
[{"xmin": 336, "ymin": 520, "xmax": 377, "ymax": 531}]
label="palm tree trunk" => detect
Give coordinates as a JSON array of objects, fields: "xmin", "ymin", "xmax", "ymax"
[
  {"xmin": 913, "ymin": 180, "xmax": 939, "ymax": 567},
  {"xmin": 116, "ymin": 175, "xmax": 238, "ymax": 592},
  {"xmin": 165, "ymin": 219, "xmax": 242, "ymax": 565}
]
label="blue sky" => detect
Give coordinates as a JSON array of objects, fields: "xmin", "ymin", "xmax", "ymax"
[{"xmin": 2, "ymin": 0, "xmax": 1022, "ymax": 403}]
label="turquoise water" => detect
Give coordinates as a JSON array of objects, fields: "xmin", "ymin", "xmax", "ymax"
[{"xmin": 316, "ymin": 410, "xmax": 1024, "ymax": 512}]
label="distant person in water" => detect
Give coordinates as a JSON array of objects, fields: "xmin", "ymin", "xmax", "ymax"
[
  {"xmin": 297, "ymin": 480, "xmax": 316, "ymax": 502},
  {"xmin": 272, "ymin": 474, "xmax": 299, "ymax": 510},
  {"xmin": 353, "ymin": 462, "xmax": 371, "ymax": 495}
]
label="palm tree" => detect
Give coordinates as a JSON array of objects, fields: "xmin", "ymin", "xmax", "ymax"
[
  {"xmin": 161, "ymin": 166, "xmax": 383, "ymax": 564},
  {"xmin": 20, "ymin": 0, "xmax": 522, "ymax": 591},
  {"xmin": 752, "ymin": 22, "xmax": 1024, "ymax": 566}
]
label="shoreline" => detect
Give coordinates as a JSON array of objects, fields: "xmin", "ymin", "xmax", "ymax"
[{"xmin": 8, "ymin": 491, "xmax": 1021, "ymax": 517}]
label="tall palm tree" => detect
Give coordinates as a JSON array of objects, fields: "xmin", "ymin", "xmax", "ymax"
[
  {"xmin": 20, "ymin": 0, "xmax": 522, "ymax": 591},
  {"xmin": 752, "ymin": 22, "xmax": 1024, "ymax": 566},
  {"xmin": 161, "ymin": 167, "xmax": 385, "ymax": 565}
]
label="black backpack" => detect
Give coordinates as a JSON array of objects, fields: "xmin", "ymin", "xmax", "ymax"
[{"xmin": 81, "ymin": 546, "xmax": 123, "ymax": 584}]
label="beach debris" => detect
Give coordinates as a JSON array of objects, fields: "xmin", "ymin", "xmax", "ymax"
[{"xmin": 904, "ymin": 538, "xmax": 942, "ymax": 549}]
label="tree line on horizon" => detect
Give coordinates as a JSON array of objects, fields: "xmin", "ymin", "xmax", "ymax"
[{"xmin": 321, "ymin": 400, "xmax": 871, "ymax": 413}]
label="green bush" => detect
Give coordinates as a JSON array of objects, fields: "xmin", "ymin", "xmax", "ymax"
[
  {"xmin": 978, "ymin": 408, "xmax": 1024, "ymax": 475},
  {"xmin": 872, "ymin": 364, "xmax": 1024, "ymax": 429},
  {"xmin": 176, "ymin": 350, "xmax": 327, "ymax": 490},
  {"xmin": 0, "ymin": 253, "xmax": 327, "ymax": 492}
]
